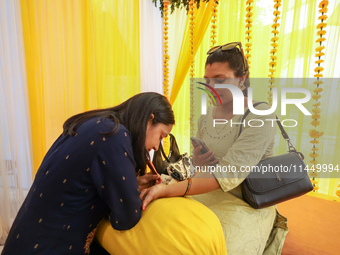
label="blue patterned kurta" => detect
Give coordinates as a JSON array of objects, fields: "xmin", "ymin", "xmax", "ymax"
[{"xmin": 2, "ymin": 117, "xmax": 142, "ymax": 254}]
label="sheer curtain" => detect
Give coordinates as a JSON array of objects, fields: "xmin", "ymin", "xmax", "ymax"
[
  {"xmin": 20, "ymin": 0, "xmax": 141, "ymax": 174},
  {"xmin": 139, "ymin": 0, "xmax": 163, "ymax": 93},
  {"xmin": 0, "ymin": 0, "xmax": 32, "ymax": 244}
]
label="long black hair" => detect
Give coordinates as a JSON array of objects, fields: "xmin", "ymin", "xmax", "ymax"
[
  {"xmin": 205, "ymin": 47, "xmax": 250, "ymax": 96},
  {"xmin": 63, "ymin": 92, "xmax": 175, "ymax": 175}
]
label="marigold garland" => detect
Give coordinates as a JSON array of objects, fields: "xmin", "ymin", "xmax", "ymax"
[
  {"xmin": 189, "ymin": 0, "xmax": 195, "ymax": 142},
  {"xmin": 268, "ymin": 0, "xmax": 281, "ymax": 105},
  {"xmin": 208, "ymin": 0, "xmax": 219, "ymax": 108},
  {"xmin": 163, "ymin": 1, "xmax": 170, "ymax": 99},
  {"xmin": 310, "ymin": 0, "xmax": 328, "ymax": 192},
  {"xmin": 210, "ymin": 1, "xmax": 218, "ymax": 48},
  {"xmin": 162, "ymin": 0, "xmax": 171, "ymax": 155},
  {"xmin": 245, "ymin": 0, "xmax": 253, "ymax": 70}
]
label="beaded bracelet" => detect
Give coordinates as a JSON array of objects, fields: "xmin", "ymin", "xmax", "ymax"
[{"xmin": 183, "ymin": 178, "xmax": 192, "ymax": 197}]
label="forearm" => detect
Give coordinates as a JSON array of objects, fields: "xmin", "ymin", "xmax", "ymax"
[{"xmin": 162, "ymin": 173, "xmax": 220, "ymax": 198}]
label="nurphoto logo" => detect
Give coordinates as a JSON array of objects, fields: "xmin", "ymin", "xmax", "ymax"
[{"xmin": 197, "ymin": 82, "xmax": 312, "ymax": 128}]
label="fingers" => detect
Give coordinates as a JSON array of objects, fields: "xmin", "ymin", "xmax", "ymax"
[
  {"xmin": 140, "ymin": 188, "xmax": 149, "ymax": 201},
  {"xmin": 193, "ymin": 145, "xmax": 217, "ymax": 166},
  {"xmin": 140, "ymin": 185, "xmax": 164, "ymax": 210},
  {"xmin": 193, "ymin": 145, "xmax": 203, "ymax": 155},
  {"xmin": 141, "ymin": 189, "xmax": 155, "ymax": 211},
  {"xmin": 144, "ymin": 173, "xmax": 160, "ymax": 182}
]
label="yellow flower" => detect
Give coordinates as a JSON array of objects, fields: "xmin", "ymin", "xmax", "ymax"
[
  {"xmin": 271, "ymin": 42, "xmax": 278, "ymax": 47},
  {"xmin": 313, "ymin": 88, "xmax": 323, "ymax": 93},
  {"xmin": 246, "ymin": 24, "xmax": 252, "ymax": 28},
  {"xmin": 319, "ymin": 1, "xmax": 329, "ymax": 8},
  {"xmin": 310, "ymin": 139, "xmax": 319, "ymax": 144},
  {"xmin": 270, "ymin": 36, "xmax": 279, "ymax": 42},
  {"xmin": 246, "ymin": 6, "xmax": 253, "ymax": 12},
  {"xmin": 314, "ymin": 73, "xmax": 323, "ymax": 78},
  {"xmin": 317, "ymin": 30, "xmax": 326, "ymax": 35},
  {"xmin": 315, "ymin": 46, "xmax": 325, "ymax": 52},
  {"xmin": 270, "ymin": 49, "xmax": 277, "ymax": 54},
  {"xmin": 317, "ymin": 22, "xmax": 327, "ymax": 29},
  {"xmin": 310, "ymin": 152, "xmax": 319, "ymax": 158},
  {"xmin": 273, "ymin": 10, "xmax": 281, "ymax": 16},
  {"xmin": 270, "ymin": 56, "xmax": 278, "ymax": 60},
  {"xmin": 269, "ymin": 61, "xmax": 277, "ymax": 67},
  {"xmin": 272, "ymin": 29, "xmax": 280, "ymax": 34},
  {"xmin": 313, "ymin": 186, "xmax": 319, "ymax": 191},
  {"xmin": 272, "ymin": 23, "xmax": 280, "ymax": 28},
  {"xmin": 309, "ymin": 129, "xmax": 323, "ymax": 138},
  {"xmin": 246, "ymin": 12, "xmax": 253, "ymax": 18},
  {"xmin": 318, "ymin": 15, "xmax": 328, "ymax": 20},
  {"xmin": 311, "ymin": 114, "xmax": 321, "ymax": 119},
  {"xmin": 310, "ymin": 160, "xmax": 318, "ymax": 164},
  {"xmin": 246, "ymin": 18, "xmax": 253, "ymax": 23},
  {"xmin": 311, "ymin": 148, "xmax": 319, "ymax": 151},
  {"xmin": 315, "ymin": 67, "xmax": 324, "ymax": 72},
  {"xmin": 313, "ymin": 102, "xmax": 321, "ymax": 107},
  {"xmin": 245, "ymin": 43, "xmax": 252, "ymax": 47},
  {"xmin": 246, "ymin": 36, "xmax": 252, "ymax": 40},
  {"xmin": 315, "ymin": 59, "xmax": 324, "ymax": 64},
  {"xmin": 245, "ymin": 30, "xmax": 252, "ymax": 34},
  {"xmin": 246, "ymin": 0, "xmax": 254, "ymax": 4},
  {"xmin": 315, "ymin": 37, "xmax": 326, "ymax": 43},
  {"xmin": 274, "ymin": 17, "xmax": 281, "ymax": 22},
  {"xmin": 315, "ymin": 52, "xmax": 325, "ymax": 57},
  {"xmin": 313, "ymin": 80, "xmax": 323, "ymax": 85},
  {"xmin": 336, "ymin": 190, "xmax": 340, "ymax": 198},
  {"xmin": 312, "ymin": 94, "xmax": 321, "ymax": 100},
  {"xmin": 312, "ymin": 108, "xmax": 321, "ymax": 113},
  {"xmin": 310, "ymin": 172, "xmax": 318, "ymax": 178},
  {"xmin": 311, "ymin": 120, "xmax": 320, "ymax": 126}
]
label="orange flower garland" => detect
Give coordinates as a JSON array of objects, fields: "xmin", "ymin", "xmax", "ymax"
[
  {"xmin": 268, "ymin": 0, "xmax": 281, "ymax": 105},
  {"xmin": 310, "ymin": 0, "xmax": 328, "ymax": 192},
  {"xmin": 245, "ymin": 0, "xmax": 253, "ymax": 71},
  {"xmin": 162, "ymin": 0, "xmax": 171, "ymax": 155},
  {"xmin": 163, "ymin": 1, "xmax": 170, "ymax": 99},
  {"xmin": 210, "ymin": 1, "xmax": 218, "ymax": 48},
  {"xmin": 189, "ymin": 0, "xmax": 195, "ymax": 139}
]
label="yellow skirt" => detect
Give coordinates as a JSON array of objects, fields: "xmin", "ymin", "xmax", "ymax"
[{"xmin": 95, "ymin": 197, "xmax": 227, "ymax": 255}]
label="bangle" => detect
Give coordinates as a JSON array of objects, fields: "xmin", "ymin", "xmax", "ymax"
[{"xmin": 183, "ymin": 178, "xmax": 192, "ymax": 197}]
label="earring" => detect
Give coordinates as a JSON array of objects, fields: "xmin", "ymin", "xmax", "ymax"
[{"xmin": 239, "ymin": 83, "xmax": 245, "ymax": 90}]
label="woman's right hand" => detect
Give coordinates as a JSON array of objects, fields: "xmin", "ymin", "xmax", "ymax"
[
  {"xmin": 140, "ymin": 184, "xmax": 166, "ymax": 211},
  {"xmin": 192, "ymin": 145, "xmax": 219, "ymax": 167}
]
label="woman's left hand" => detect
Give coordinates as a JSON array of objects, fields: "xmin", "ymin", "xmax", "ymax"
[{"xmin": 137, "ymin": 173, "xmax": 161, "ymax": 191}]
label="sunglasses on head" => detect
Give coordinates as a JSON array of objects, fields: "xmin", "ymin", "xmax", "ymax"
[{"xmin": 206, "ymin": 42, "xmax": 249, "ymax": 73}]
